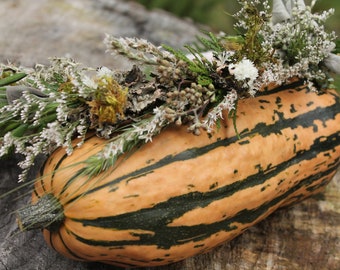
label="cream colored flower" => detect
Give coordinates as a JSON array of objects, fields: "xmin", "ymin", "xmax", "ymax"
[{"xmin": 230, "ymin": 58, "xmax": 258, "ymax": 82}]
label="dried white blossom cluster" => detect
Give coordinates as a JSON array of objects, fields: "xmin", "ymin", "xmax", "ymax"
[
  {"xmin": 266, "ymin": 0, "xmax": 338, "ymax": 84},
  {"xmin": 0, "ymin": 0, "xmax": 339, "ymax": 181}
]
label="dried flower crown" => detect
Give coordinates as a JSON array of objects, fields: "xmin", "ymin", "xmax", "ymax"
[{"xmin": 0, "ymin": 0, "xmax": 339, "ymax": 181}]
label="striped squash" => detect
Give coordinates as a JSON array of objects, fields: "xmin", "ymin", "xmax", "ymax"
[{"xmin": 17, "ymin": 81, "xmax": 340, "ymax": 267}]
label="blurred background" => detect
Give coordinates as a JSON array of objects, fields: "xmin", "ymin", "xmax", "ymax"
[
  {"xmin": 134, "ymin": 0, "xmax": 339, "ymax": 34},
  {"xmin": 133, "ymin": 0, "xmax": 340, "ymax": 88}
]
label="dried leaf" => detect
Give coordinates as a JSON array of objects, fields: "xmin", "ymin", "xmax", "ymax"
[
  {"xmin": 5, "ymin": 86, "xmax": 47, "ymax": 104},
  {"xmin": 324, "ymin": 53, "xmax": 340, "ymax": 74}
]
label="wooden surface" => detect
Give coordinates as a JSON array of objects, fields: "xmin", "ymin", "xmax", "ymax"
[{"xmin": 0, "ymin": 0, "xmax": 339, "ymax": 269}]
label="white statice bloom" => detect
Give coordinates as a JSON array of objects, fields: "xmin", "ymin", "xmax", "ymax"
[
  {"xmin": 160, "ymin": 49, "xmax": 176, "ymax": 62},
  {"xmin": 186, "ymin": 51, "xmax": 214, "ymax": 63},
  {"xmin": 13, "ymin": 138, "xmax": 26, "ymax": 154},
  {"xmin": 97, "ymin": 125, "xmax": 116, "ymax": 139},
  {"xmin": 25, "ymin": 142, "xmax": 43, "ymax": 157},
  {"xmin": 56, "ymin": 104, "xmax": 68, "ymax": 122},
  {"xmin": 63, "ymin": 141, "xmax": 73, "ymax": 156},
  {"xmin": 132, "ymin": 107, "xmax": 167, "ymax": 143},
  {"xmin": 0, "ymin": 133, "xmax": 15, "ymax": 157},
  {"xmin": 306, "ymin": 80, "xmax": 317, "ymax": 92},
  {"xmin": 214, "ymin": 51, "xmax": 235, "ymax": 72},
  {"xmin": 17, "ymin": 146, "xmax": 40, "ymax": 182},
  {"xmin": 97, "ymin": 66, "xmax": 114, "ymax": 78},
  {"xmin": 270, "ymin": 0, "xmax": 339, "ymax": 75},
  {"xmin": 41, "ymin": 122, "xmax": 64, "ymax": 147},
  {"xmin": 76, "ymin": 123, "xmax": 88, "ymax": 136},
  {"xmin": 138, "ymin": 131, "xmax": 154, "ymax": 143},
  {"xmin": 134, "ymin": 124, "xmax": 154, "ymax": 143},
  {"xmin": 230, "ymin": 58, "xmax": 259, "ymax": 82},
  {"xmin": 152, "ymin": 106, "xmax": 165, "ymax": 119},
  {"xmin": 248, "ymin": 88, "xmax": 257, "ymax": 97},
  {"xmin": 73, "ymin": 73, "xmax": 97, "ymax": 98},
  {"xmin": 203, "ymin": 89, "xmax": 238, "ymax": 133},
  {"xmin": 47, "ymin": 92, "xmax": 57, "ymax": 99},
  {"xmin": 82, "ymin": 74, "xmax": 98, "ymax": 89},
  {"xmin": 100, "ymin": 140, "xmax": 125, "ymax": 160},
  {"xmin": 32, "ymin": 100, "xmax": 48, "ymax": 126},
  {"xmin": 60, "ymin": 126, "xmax": 78, "ymax": 156},
  {"xmin": 260, "ymin": 65, "xmax": 280, "ymax": 85},
  {"xmin": 55, "ymin": 93, "xmax": 69, "ymax": 122},
  {"xmin": 17, "ymin": 88, "xmax": 46, "ymax": 123}
]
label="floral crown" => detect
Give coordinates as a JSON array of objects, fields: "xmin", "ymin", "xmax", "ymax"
[{"xmin": 0, "ymin": 0, "xmax": 339, "ymax": 181}]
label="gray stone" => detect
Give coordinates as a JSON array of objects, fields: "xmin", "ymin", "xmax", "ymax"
[{"xmin": 0, "ymin": 0, "xmax": 203, "ymax": 68}]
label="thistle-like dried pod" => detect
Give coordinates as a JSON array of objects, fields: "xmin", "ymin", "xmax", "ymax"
[{"xmin": 272, "ymin": 0, "xmax": 306, "ymax": 24}]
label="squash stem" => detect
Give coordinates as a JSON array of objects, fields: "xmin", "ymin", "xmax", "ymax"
[{"xmin": 16, "ymin": 194, "xmax": 64, "ymax": 232}]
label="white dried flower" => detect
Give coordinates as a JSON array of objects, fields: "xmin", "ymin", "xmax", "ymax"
[
  {"xmin": 41, "ymin": 122, "xmax": 64, "ymax": 147},
  {"xmin": 100, "ymin": 140, "xmax": 125, "ymax": 160},
  {"xmin": 82, "ymin": 75, "xmax": 98, "ymax": 89},
  {"xmin": 230, "ymin": 58, "xmax": 259, "ymax": 82},
  {"xmin": 186, "ymin": 51, "xmax": 214, "ymax": 62},
  {"xmin": 97, "ymin": 66, "xmax": 113, "ymax": 78},
  {"xmin": 134, "ymin": 108, "xmax": 167, "ymax": 142},
  {"xmin": 104, "ymin": 35, "xmax": 176, "ymax": 64},
  {"xmin": 203, "ymin": 89, "xmax": 238, "ymax": 133},
  {"xmin": 0, "ymin": 133, "xmax": 15, "ymax": 156}
]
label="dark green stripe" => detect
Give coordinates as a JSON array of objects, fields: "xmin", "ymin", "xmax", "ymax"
[
  {"xmin": 59, "ymin": 169, "xmax": 87, "ymax": 197},
  {"xmin": 65, "ymin": 89, "xmax": 339, "ymax": 205},
  {"xmin": 37, "ymin": 134, "xmax": 96, "ymax": 197},
  {"xmin": 71, "ymin": 131, "xmax": 339, "ymax": 249},
  {"xmin": 57, "ymin": 229, "xmax": 89, "ymax": 261},
  {"xmin": 38, "ymin": 158, "xmax": 52, "ymax": 197},
  {"xmin": 256, "ymin": 80, "xmax": 305, "ymax": 96},
  {"xmin": 37, "ymin": 147, "xmax": 70, "ymax": 198},
  {"xmin": 33, "ymin": 188, "xmax": 40, "ymax": 199},
  {"xmin": 48, "ymin": 231, "xmax": 55, "ymax": 250},
  {"xmin": 50, "ymin": 153, "xmax": 69, "ymax": 192},
  {"xmin": 70, "ymin": 162, "xmax": 338, "ymax": 250}
]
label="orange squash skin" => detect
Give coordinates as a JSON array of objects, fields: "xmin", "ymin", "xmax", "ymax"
[{"xmin": 30, "ymin": 82, "xmax": 340, "ymax": 267}]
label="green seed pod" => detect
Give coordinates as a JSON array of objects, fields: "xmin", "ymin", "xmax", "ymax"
[
  {"xmin": 11, "ymin": 123, "xmax": 30, "ymax": 138},
  {"xmin": 0, "ymin": 72, "xmax": 27, "ymax": 87}
]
